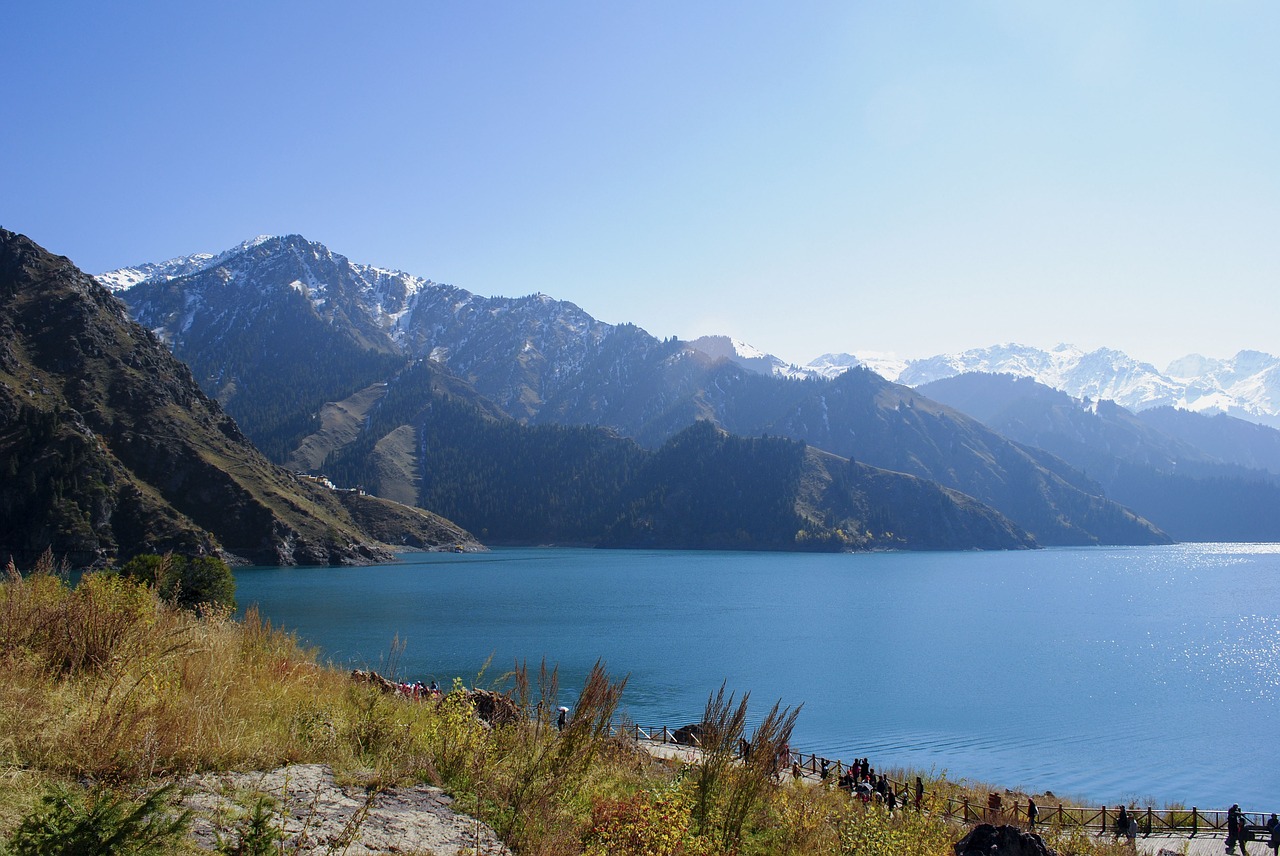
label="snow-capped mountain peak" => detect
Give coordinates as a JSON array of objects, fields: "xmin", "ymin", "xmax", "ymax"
[
  {"xmin": 876, "ymin": 343, "xmax": 1280, "ymax": 429},
  {"xmin": 805, "ymin": 352, "xmax": 909, "ymax": 382},
  {"xmin": 685, "ymin": 335, "xmax": 813, "ymax": 379},
  {"xmin": 95, "ymin": 251, "xmax": 217, "ymax": 292}
]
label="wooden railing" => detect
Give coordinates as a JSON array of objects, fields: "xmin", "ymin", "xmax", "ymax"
[{"xmin": 618, "ymin": 723, "xmax": 1275, "ymax": 837}]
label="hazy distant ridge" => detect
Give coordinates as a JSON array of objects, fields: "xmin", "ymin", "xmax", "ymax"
[{"xmin": 806, "ymin": 343, "xmax": 1280, "ymax": 429}]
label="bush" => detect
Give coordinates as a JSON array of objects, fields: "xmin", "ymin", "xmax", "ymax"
[
  {"xmin": 4, "ymin": 782, "xmax": 190, "ymax": 856},
  {"xmin": 584, "ymin": 789, "xmax": 714, "ymax": 856},
  {"xmin": 118, "ymin": 553, "xmax": 236, "ymax": 610}
]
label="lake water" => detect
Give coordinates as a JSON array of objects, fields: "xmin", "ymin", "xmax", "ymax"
[{"xmin": 235, "ymin": 544, "xmax": 1279, "ymax": 810}]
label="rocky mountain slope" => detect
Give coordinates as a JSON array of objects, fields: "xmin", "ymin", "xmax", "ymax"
[{"xmin": 0, "ymin": 230, "xmax": 479, "ymax": 566}]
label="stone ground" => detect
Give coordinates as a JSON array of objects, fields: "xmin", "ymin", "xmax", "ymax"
[{"xmin": 183, "ymin": 764, "xmax": 509, "ymax": 855}]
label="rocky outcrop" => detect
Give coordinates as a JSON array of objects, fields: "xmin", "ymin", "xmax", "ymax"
[
  {"xmin": 467, "ymin": 688, "xmax": 521, "ymax": 726},
  {"xmin": 350, "ymin": 669, "xmax": 400, "ymax": 694},
  {"xmin": 955, "ymin": 824, "xmax": 1057, "ymax": 856},
  {"xmin": 183, "ymin": 763, "xmax": 508, "ymax": 855}
]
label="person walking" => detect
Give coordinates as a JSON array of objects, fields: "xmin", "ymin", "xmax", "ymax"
[
  {"xmin": 1027, "ymin": 796, "xmax": 1038, "ymax": 830},
  {"xmin": 1115, "ymin": 807, "xmax": 1130, "ymax": 842},
  {"xmin": 1227, "ymin": 804, "xmax": 1245, "ymax": 855}
]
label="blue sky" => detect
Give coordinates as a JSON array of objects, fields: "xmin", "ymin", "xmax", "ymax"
[{"xmin": 4, "ymin": 2, "xmax": 1277, "ymax": 369}]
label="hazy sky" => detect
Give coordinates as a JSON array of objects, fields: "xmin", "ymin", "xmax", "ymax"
[{"xmin": 4, "ymin": 2, "xmax": 1277, "ymax": 369}]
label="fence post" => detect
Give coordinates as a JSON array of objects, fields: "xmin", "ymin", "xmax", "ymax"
[
  {"xmin": 662, "ymin": 726, "xmax": 669, "ymax": 744},
  {"xmin": 1145, "ymin": 807, "xmax": 1153, "ymax": 838},
  {"xmin": 963, "ymin": 797, "xmax": 970, "ymax": 823},
  {"xmin": 1101, "ymin": 806, "xmax": 1107, "ymax": 836},
  {"xmin": 1191, "ymin": 807, "xmax": 1198, "ymax": 837},
  {"xmin": 1058, "ymin": 804, "xmax": 1064, "ymax": 826}
]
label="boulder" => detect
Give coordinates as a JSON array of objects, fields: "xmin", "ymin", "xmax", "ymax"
[
  {"xmin": 350, "ymin": 669, "xmax": 398, "ymax": 694},
  {"xmin": 671, "ymin": 723, "xmax": 705, "ymax": 746},
  {"xmin": 955, "ymin": 824, "xmax": 1057, "ymax": 856},
  {"xmin": 467, "ymin": 688, "xmax": 521, "ymax": 726}
]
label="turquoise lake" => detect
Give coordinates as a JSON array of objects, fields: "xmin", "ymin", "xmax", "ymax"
[{"xmin": 235, "ymin": 544, "xmax": 1279, "ymax": 810}]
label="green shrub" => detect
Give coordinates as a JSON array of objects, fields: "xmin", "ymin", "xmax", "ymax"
[
  {"xmin": 4, "ymin": 782, "xmax": 190, "ymax": 856},
  {"xmin": 214, "ymin": 793, "xmax": 282, "ymax": 856},
  {"xmin": 118, "ymin": 553, "xmax": 236, "ymax": 610}
]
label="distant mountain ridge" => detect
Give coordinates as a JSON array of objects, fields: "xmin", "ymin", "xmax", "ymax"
[
  {"xmin": 806, "ymin": 343, "xmax": 1280, "ymax": 429},
  {"xmin": 917, "ymin": 372, "xmax": 1280, "ymax": 541}
]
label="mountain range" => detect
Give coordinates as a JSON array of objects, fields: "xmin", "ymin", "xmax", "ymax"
[
  {"xmin": 16, "ymin": 226, "xmax": 1276, "ymax": 564},
  {"xmin": 99, "ymin": 241, "xmax": 1280, "ymax": 435},
  {"xmin": 0, "ymin": 229, "xmax": 480, "ymax": 566},
  {"xmin": 807, "ymin": 343, "xmax": 1280, "ymax": 430},
  {"xmin": 98, "ymin": 233, "xmax": 1183, "ymax": 549},
  {"xmin": 917, "ymin": 373, "xmax": 1280, "ymax": 542}
]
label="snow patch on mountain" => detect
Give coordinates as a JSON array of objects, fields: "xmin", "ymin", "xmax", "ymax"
[
  {"xmin": 807, "ymin": 352, "xmax": 909, "ymax": 382},
  {"xmin": 96, "ymin": 252, "xmax": 217, "ymax": 292},
  {"xmin": 686, "ymin": 335, "xmax": 813, "ymax": 379}
]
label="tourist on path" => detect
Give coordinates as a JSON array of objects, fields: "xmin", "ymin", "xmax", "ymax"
[
  {"xmin": 1115, "ymin": 807, "xmax": 1130, "ymax": 841},
  {"xmin": 1027, "ymin": 797, "xmax": 1038, "ymax": 829},
  {"xmin": 1227, "ymin": 804, "xmax": 1247, "ymax": 855}
]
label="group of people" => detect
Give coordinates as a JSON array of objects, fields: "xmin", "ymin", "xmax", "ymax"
[
  {"xmin": 1110, "ymin": 806, "xmax": 1140, "ymax": 845},
  {"xmin": 395, "ymin": 679, "xmax": 441, "ymax": 701},
  {"xmin": 1226, "ymin": 805, "xmax": 1280, "ymax": 856},
  {"xmin": 801, "ymin": 756, "xmax": 922, "ymax": 812}
]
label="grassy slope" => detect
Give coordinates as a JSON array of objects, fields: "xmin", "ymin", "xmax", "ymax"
[{"xmin": 285, "ymin": 382, "xmax": 390, "ymax": 472}]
